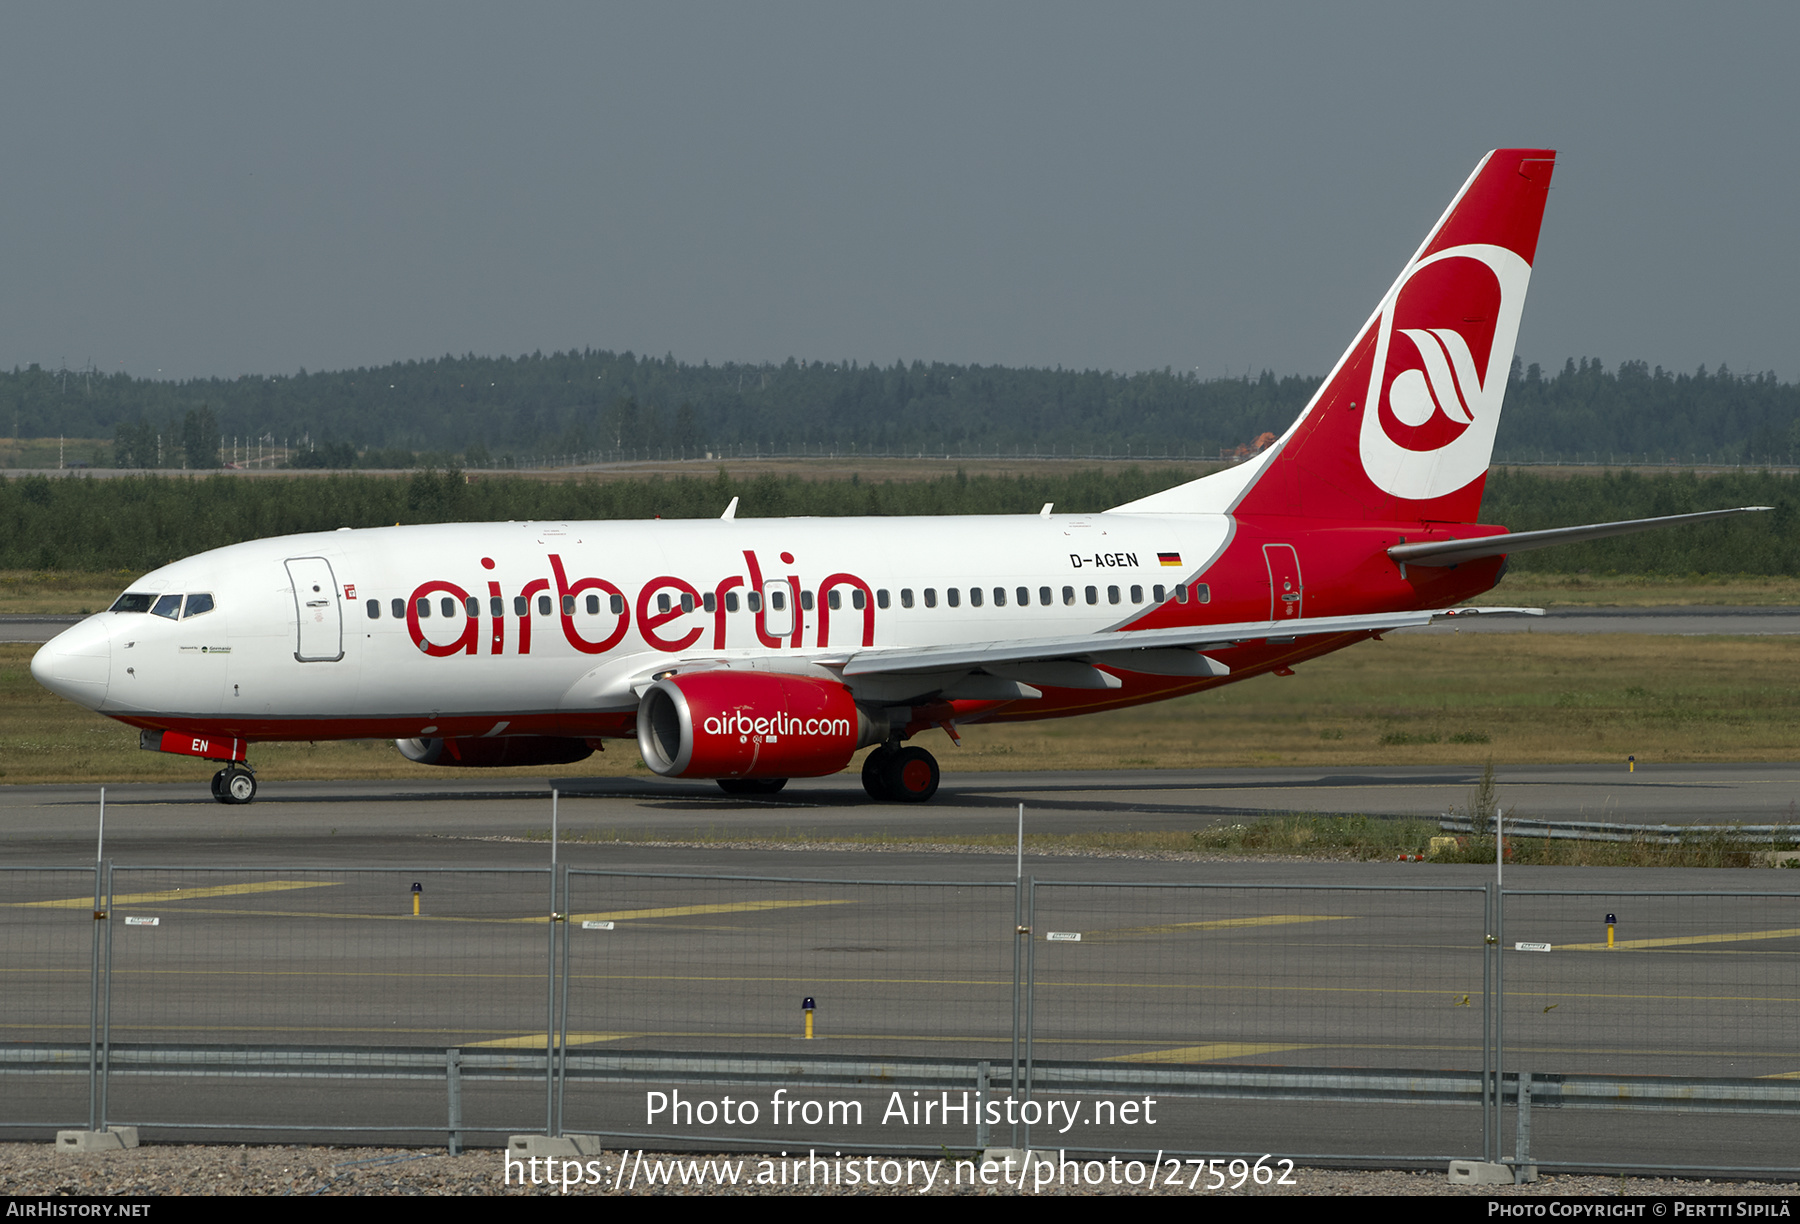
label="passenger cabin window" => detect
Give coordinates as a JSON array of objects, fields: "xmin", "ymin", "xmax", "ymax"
[
  {"xmin": 466, "ymin": 597, "xmax": 480, "ymax": 617},
  {"xmin": 611, "ymin": 593, "xmax": 624, "ymax": 615},
  {"xmin": 152, "ymin": 594, "xmax": 182, "ymax": 619},
  {"xmin": 537, "ymin": 595, "xmax": 551, "ymax": 616},
  {"xmin": 900, "ymin": 589, "xmax": 914, "ymax": 608},
  {"xmin": 1107, "ymin": 585, "xmax": 1120, "ymax": 605},
  {"xmin": 827, "ymin": 590, "xmax": 841, "ymax": 611},
  {"xmin": 702, "ymin": 592, "xmax": 716, "ymax": 613},
  {"xmin": 1016, "ymin": 586, "xmax": 1029, "ymax": 606},
  {"xmin": 563, "ymin": 595, "xmax": 576, "ymax": 615},
  {"xmin": 440, "ymin": 596, "xmax": 456, "ymax": 618},
  {"xmin": 657, "ymin": 594, "xmax": 671, "ymax": 614},
  {"xmin": 366, "ymin": 601, "xmax": 380, "ymax": 620},
  {"xmin": 770, "ymin": 590, "xmax": 785, "ymax": 611},
  {"xmin": 946, "ymin": 588, "xmax": 959, "ymax": 608},
  {"xmin": 391, "ymin": 598, "xmax": 405, "ymax": 619},
  {"xmin": 852, "ymin": 589, "xmax": 866, "ymax": 610},
  {"xmin": 183, "ymin": 593, "xmax": 215, "ymax": 618},
  {"xmin": 1040, "ymin": 587, "xmax": 1052, "ymax": 606},
  {"xmin": 1195, "ymin": 583, "xmax": 1211, "ymax": 603},
  {"xmin": 923, "ymin": 589, "xmax": 936, "ymax": 608},
  {"xmin": 1174, "ymin": 586, "xmax": 1188, "ymax": 604},
  {"xmin": 1085, "ymin": 586, "xmax": 1098, "ymax": 606},
  {"xmin": 109, "ymin": 592, "xmax": 155, "ymax": 613},
  {"xmin": 876, "ymin": 589, "xmax": 889, "ymax": 609},
  {"xmin": 1061, "ymin": 586, "xmax": 1074, "ymax": 605},
  {"xmin": 726, "ymin": 592, "xmax": 740, "ymax": 613},
  {"xmin": 1153, "ymin": 585, "xmax": 1166, "ymax": 603},
  {"xmin": 967, "ymin": 588, "xmax": 980, "ymax": 607},
  {"xmin": 747, "ymin": 592, "xmax": 762, "ymax": 612},
  {"xmin": 800, "ymin": 591, "xmax": 814, "ymax": 612},
  {"xmin": 417, "ymin": 598, "xmax": 431, "ymax": 618},
  {"xmin": 1130, "ymin": 585, "xmax": 1143, "ymax": 604},
  {"xmin": 681, "ymin": 593, "xmax": 695, "ymax": 613},
  {"xmin": 492, "ymin": 597, "xmax": 505, "ymax": 617},
  {"xmin": 513, "ymin": 596, "xmax": 527, "ymax": 616}
]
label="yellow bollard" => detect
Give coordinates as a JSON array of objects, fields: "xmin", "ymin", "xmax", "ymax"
[
  {"xmin": 802, "ymin": 996, "xmax": 815, "ymax": 1039},
  {"xmin": 1606, "ymin": 912, "xmax": 1616, "ymax": 949},
  {"xmin": 1628, "ymin": 755, "xmax": 1635, "ymax": 773},
  {"xmin": 411, "ymin": 881, "xmax": 422, "ymax": 917}
]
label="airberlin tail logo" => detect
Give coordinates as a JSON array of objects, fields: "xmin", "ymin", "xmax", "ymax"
[{"xmin": 1357, "ymin": 242, "xmax": 1532, "ymax": 502}]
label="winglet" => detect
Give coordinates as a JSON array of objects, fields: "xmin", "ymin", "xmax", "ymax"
[{"xmin": 721, "ymin": 497, "xmax": 739, "ymax": 521}]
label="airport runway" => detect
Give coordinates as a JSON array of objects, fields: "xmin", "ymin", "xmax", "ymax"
[
  {"xmin": 8, "ymin": 605, "xmax": 1800, "ymax": 643},
  {"xmin": 3, "ymin": 762, "xmax": 1798, "ymax": 867},
  {"xmin": 4, "ymin": 771, "xmax": 1797, "ymax": 1172}
]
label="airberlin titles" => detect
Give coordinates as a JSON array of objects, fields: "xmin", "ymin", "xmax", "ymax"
[{"xmin": 402, "ymin": 547, "xmax": 880, "ymax": 659}]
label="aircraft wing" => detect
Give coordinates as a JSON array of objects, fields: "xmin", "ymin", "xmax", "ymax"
[
  {"xmin": 1387, "ymin": 507, "xmax": 1771, "ymax": 568},
  {"xmin": 820, "ymin": 605, "xmax": 1542, "ymax": 680}
]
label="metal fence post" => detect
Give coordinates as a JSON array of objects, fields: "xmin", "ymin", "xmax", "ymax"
[
  {"xmin": 557, "ymin": 863, "xmax": 572, "ymax": 1140},
  {"xmin": 1022, "ymin": 876, "xmax": 1038, "ymax": 1155},
  {"xmin": 446, "ymin": 1048, "xmax": 463, "ymax": 1156},
  {"xmin": 85, "ymin": 790, "xmax": 106, "ymax": 1133},
  {"xmin": 86, "ymin": 861, "xmax": 101, "ymax": 1133},
  {"xmin": 99, "ymin": 860, "xmax": 115, "ymax": 1131},
  {"xmin": 1495, "ymin": 883, "xmax": 1507, "ymax": 1165},
  {"xmin": 1514, "ymin": 1068, "xmax": 1532, "ymax": 1174},
  {"xmin": 1009, "ymin": 868, "xmax": 1024, "ymax": 1150},
  {"xmin": 976, "ymin": 1060, "xmax": 990, "ymax": 1150},
  {"xmin": 545, "ymin": 863, "xmax": 558, "ymax": 1138},
  {"xmin": 1483, "ymin": 879, "xmax": 1496, "ymax": 1163},
  {"xmin": 546, "ymin": 790, "xmax": 560, "ymax": 1138}
]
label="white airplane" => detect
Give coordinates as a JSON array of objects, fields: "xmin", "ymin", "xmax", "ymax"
[{"xmin": 31, "ymin": 148, "xmax": 1765, "ymax": 805}]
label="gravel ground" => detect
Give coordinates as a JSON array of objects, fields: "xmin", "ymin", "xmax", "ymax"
[{"xmin": 4, "ymin": 1144, "xmax": 1798, "ymax": 1196}]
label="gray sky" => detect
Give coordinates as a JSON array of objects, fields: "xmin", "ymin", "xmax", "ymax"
[{"xmin": 1, "ymin": 4, "xmax": 1794, "ymax": 383}]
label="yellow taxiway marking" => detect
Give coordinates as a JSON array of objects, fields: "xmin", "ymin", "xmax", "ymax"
[
  {"xmin": 1561, "ymin": 927, "xmax": 1800, "ymax": 952},
  {"xmin": 1106, "ymin": 1043, "xmax": 1315, "ymax": 1064},
  {"xmin": 14, "ymin": 897, "xmax": 852, "ymax": 926},
  {"xmin": 1091, "ymin": 914, "xmax": 1354, "ymax": 939},
  {"xmin": 466, "ymin": 1032, "xmax": 632, "ymax": 1049},
  {"xmin": 545, "ymin": 899, "xmax": 853, "ymax": 925},
  {"xmin": 12, "ymin": 881, "xmax": 339, "ymax": 909}
]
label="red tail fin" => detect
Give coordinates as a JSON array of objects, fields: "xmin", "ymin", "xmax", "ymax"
[{"xmin": 1115, "ymin": 150, "xmax": 1555, "ymax": 524}]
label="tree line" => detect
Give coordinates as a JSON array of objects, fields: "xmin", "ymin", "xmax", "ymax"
[
  {"xmin": 1, "ymin": 466, "xmax": 1792, "ymax": 576},
  {"xmin": 3, "ymin": 349, "xmax": 1792, "ymax": 469}
]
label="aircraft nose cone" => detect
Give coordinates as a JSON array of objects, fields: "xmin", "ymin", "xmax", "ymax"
[{"xmin": 31, "ymin": 617, "xmax": 112, "ymax": 709}]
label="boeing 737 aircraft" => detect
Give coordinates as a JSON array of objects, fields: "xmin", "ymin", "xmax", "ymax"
[{"xmin": 30, "ymin": 149, "xmax": 1765, "ymax": 804}]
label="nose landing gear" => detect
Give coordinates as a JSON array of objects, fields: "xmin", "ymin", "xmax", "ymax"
[{"xmin": 211, "ymin": 765, "xmax": 258, "ymax": 805}]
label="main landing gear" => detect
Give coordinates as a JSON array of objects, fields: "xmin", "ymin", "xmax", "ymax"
[
  {"xmin": 861, "ymin": 744, "xmax": 940, "ymax": 804},
  {"xmin": 210, "ymin": 764, "xmax": 257, "ymax": 806}
]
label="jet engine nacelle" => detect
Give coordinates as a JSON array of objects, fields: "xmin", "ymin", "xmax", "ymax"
[
  {"xmin": 395, "ymin": 735, "xmax": 596, "ymax": 768},
  {"xmin": 636, "ymin": 671, "xmax": 879, "ymax": 779}
]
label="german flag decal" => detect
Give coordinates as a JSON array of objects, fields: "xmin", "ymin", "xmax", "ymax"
[{"xmin": 1158, "ymin": 552, "xmax": 1182, "ymax": 567}]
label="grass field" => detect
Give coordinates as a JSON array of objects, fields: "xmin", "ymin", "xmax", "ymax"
[{"xmin": 6, "ymin": 632, "xmax": 1798, "ymax": 786}]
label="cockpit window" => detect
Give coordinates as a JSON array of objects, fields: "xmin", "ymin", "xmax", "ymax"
[
  {"xmin": 110, "ymin": 592, "xmax": 155, "ymax": 613},
  {"xmin": 182, "ymin": 593, "xmax": 215, "ymax": 619},
  {"xmin": 151, "ymin": 594, "xmax": 183, "ymax": 620}
]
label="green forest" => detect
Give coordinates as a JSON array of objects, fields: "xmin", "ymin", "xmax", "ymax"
[
  {"xmin": 0, "ymin": 466, "xmax": 1790, "ymax": 576},
  {"xmin": 3, "ymin": 351, "xmax": 1796, "ymax": 469}
]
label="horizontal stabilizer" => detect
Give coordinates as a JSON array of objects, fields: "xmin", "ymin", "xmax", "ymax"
[{"xmin": 1388, "ymin": 507, "xmax": 1772, "ymax": 568}]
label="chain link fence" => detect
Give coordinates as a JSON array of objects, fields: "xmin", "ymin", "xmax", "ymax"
[{"xmin": 4, "ymin": 865, "xmax": 1798, "ymax": 1173}]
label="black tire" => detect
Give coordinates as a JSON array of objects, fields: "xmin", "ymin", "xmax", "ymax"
[
  {"xmin": 221, "ymin": 766, "xmax": 257, "ymax": 805},
  {"xmin": 210, "ymin": 770, "xmax": 230, "ymax": 804},
  {"xmin": 881, "ymin": 747, "xmax": 939, "ymax": 803},
  {"xmin": 717, "ymin": 778, "xmax": 788, "ymax": 796},
  {"xmin": 861, "ymin": 748, "xmax": 896, "ymax": 801}
]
